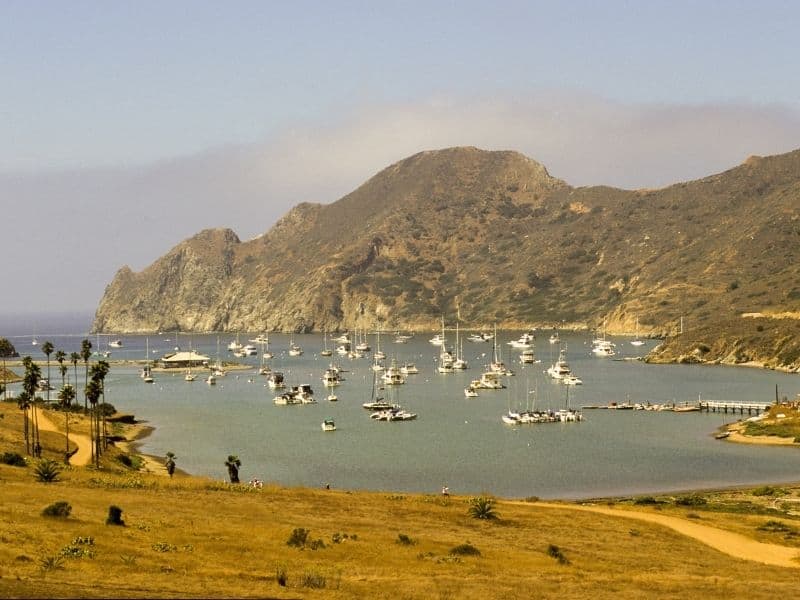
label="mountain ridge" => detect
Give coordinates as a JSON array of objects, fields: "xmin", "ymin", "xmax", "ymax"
[{"xmin": 93, "ymin": 146, "xmax": 800, "ymax": 368}]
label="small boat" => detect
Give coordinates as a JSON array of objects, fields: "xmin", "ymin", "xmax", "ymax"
[
  {"xmin": 321, "ymin": 419, "xmax": 336, "ymax": 432},
  {"xmin": 631, "ymin": 318, "xmax": 645, "ymax": 346},
  {"xmin": 400, "ymin": 363, "xmax": 419, "ymax": 375},
  {"xmin": 268, "ymin": 371, "xmax": 285, "ymax": 389},
  {"xmin": 327, "ymin": 393, "xmax": 338, "ymax": 402},
  {"xmin": 507, "ymin": 331, "xmax": 535, "ymax": 349},
  {"xmin": 288, "ymin": 335, "xmax": 303, "ymax": 356},
  {"xmin": 467, "ymin": 332, "xmax": 493, "ymax": 343},
  {"xmin": 714, "ymin": 430, "xmax": 731, "ymax": 440},
  {"xmin": 249, "ymin": 334, "xmax": 270, "ymax": 344},
  {"xmin": 562, "ymin": 374, "xmax": 583, "ymax": 386},
  {"xmin": 227, "ymin": 335, "xmax": 243, "ymax": 351},
  {"xmin": 108, "ymin": 339, "xmax": 123, "ymax": 348},
  {"xmin": 464, "ymin": 386, "xmax": 478, "ymax": 398},
  {"xmin": 520, "ymin": 349, "xmax": 536, "ymax": 364},
  {"xmin": 320, "ymin": 331, "xmax": 333, "ymax": 357},
  {"xmin": 184, "ymin": 370, "xmax": 196, "ymax": 382},
  {"xmin": 206, "ymin": 374, "xmax": 217, "ymax": 385},
  {"xmin": 548, "ymin": 331, "xmax": 560, "ymax": 344}
]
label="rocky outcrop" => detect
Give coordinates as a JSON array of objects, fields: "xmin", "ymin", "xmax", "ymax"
[{"xmin": 93, "ymin": 146, "xmax": 800, "ymax": 350}]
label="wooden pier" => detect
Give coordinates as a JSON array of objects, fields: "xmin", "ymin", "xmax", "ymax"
[{"xmin": 698, "ymin": 400, "xmax": 772, "ymax": 415}]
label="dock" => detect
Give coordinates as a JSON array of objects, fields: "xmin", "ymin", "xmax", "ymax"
[{"xmin": 698, "ymin": 400, "xmax": 772, "ymax": 415}]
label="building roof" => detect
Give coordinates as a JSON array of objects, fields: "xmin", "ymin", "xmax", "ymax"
[{"xmin": 161, "ymin": 350, "xmax": 210, "ymax": 363}]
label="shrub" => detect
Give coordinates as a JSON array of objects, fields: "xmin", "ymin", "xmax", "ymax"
[
  {"xmin": 752, "ymin": 486, "xmax": 787, "ymax": 497},
  {"xmin": 34, "ymin": 459, "xmax": 62, "ymax": 483},
  {"xmin": 1, "ymin": 451, "xmax": 26, "ymax": 467},
  {"xmin": 42, "ymin": 501, "xmax": 72, "ymax": 518},
  {"xmin": 468, "ymin": 496, "xmax": 498, "ymax": 520},
  {"xmin": 287, "ymin": 527, "xmax": 310, "ymax": 548},
  {"xmin": 675, "ymin": 494, "xmax": 707, "ymax": 507},
  {"xmin": 396, "ymin": 533, "xmax": 416, "ymax": 546},
  {"xmin": 275, "ymin": 564, "xmax": 288, "ymax": 587},
  {"xmin": 106, "ymin": 505, "xmax": 125, "ymax": 526},
  {"xmin": 39, "ymin": 555, "xmax": 65, "ymax": 572},
  {"xmin": 300, "ymin": 570, "xmax": 326, "ymax": 589},
  {"xmin": 547, "ymin": 544, "xmax": 570, "ymax": 565},
  {"xmin": 633, "ymin": 496, "xmax": 660, "ymax": 505},
  {"xmin": 450, "ymin": 543, "xmax": 480, "ymax": 556}
]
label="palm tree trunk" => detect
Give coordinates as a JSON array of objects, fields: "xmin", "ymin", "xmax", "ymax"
[
  {"xmin": 64, "ymin": 410, "xmax": 71, "ymax": 464},
  {"xmin": 32, "ymin": 402, "xmax": 41, "ymax": 457}
]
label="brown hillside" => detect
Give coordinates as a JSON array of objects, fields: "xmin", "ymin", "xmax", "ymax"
[{"xmin": 92, "ymin": 146, "xmax": 800, "ymax": 367}]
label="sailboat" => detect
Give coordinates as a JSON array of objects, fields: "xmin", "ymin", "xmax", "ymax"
[
  {"xmin": 437, "ymin": 317, "xmax": 454, "ymax": 374},
  {"xmin": 630, "ymin": 318, "xmax": 645, "ymax": 346},
  {"xmin": 320, "ymin": 331, "xmax": 333, "ymax": 357},
  {"xmin": 453, "ymin": 321, "xmax": 468, "ymax": 370},
  {"xmin": 490, "ymin": 324, "xmax": 513, "ymax": 375},
  {"xmin": 185, "ymin": 337, "xmax": 197, "ymax": 381},
  {"xmin": 288, "ymin": 334, "xmax": 303, "ymax": 356},
  {"xmin": 141, "ymin": 337, "xmax": 154, "ymax": 383}
]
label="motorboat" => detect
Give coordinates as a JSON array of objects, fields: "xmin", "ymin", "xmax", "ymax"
[
  {"xmin": 507, "ymin": 331, "xmax": 535, "ymax": 349},
  {"xmin": 467, "ymin": 332, "xmax": 493, "ymax": 343},
  {"xmin": 184, "ymin": 370, "xmax": 196, "ymax": 382},
  {"xmin": 206, "ymin": 374, "xmax": 217, "ymax": 385},
  {"xmin": 429, "ymin": 333, "xmax": 444, "ymax": 346},
  {"xmin": 476, "ymin": 372, "xmax": 506, "ymax": 389},
  {"xmin": 547, "ymin": 347, "xmax": 572, "ymax": 380},
  {"xmin": 562, "ymin": 374, "xmax": 583, "ymax": 386},
  {"xmin": 322, "ymin": 368, "xmax": 341, "ymax": 387},
  {"xmin": 327, "ymin": 393, "xmax": 338, "ymax": 402},
  {"xmin": 227, "ymin": 337, "xmax": 243, "ymax": 351},
  {"xmin": 241, "ymin": 344, "xmax": 258, "ymax": 356},
  {"xmin": 400, "ymin": 363, "xmax": 419, "ymax": 375},
  {"xmin": 464, "ymin": 386, "xmax": 478, "ymax": 398},
  {"xmin": 334, "ymin": 332, "xmax": 352, "ymax": 344},
  {"xmin": 520, "ymin": 349, "xmax": 536, "ymax": 364},
  {"xmin": 592, "ymin": 340, "xmax": 616, "ymax": 357},
  {"xmin": 108, "ymin": 339, "xmax": 123, "ymax": 348},
  {"xmin": 249, "ymin": 334, "xmax": 269, "ymax": 344},
  {"xmin": 548, "ymin": 331, "xmax": 560, "ymax": 344},
  {"xmin": 382, "ymin": 360, "xmax": 406, "ymax": 385},
  {"xmin": 321, "ymin": 419, "xmax": 336, "ymax": 432},
  {"xmin": 267, "ymin": 371, "xmax": 285, "ymax": 389}
]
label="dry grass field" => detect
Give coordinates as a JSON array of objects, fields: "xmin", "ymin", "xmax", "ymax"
[{"xmin": 1, "ymin": 401, "xmax": 800, "ymax": 599}]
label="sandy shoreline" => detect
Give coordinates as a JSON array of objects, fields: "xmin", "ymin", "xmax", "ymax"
[{"xmin": 723, "ymin": 421, "xmax": 799, "ymax": 446}]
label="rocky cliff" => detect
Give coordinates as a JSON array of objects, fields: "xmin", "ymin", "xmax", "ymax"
[{"xmin": 93, "ymin": 146, "xmax": 800, "ymax": 369}]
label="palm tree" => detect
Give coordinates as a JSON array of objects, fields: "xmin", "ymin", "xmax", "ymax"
[
  {"xmin": 85, "ymin": 379, "xmax": 102, "ymax": 466},
  {"xmin": 22, "ymin": 356, "xmax": 42, "ymax": 456},
  {"xmin": 165, "ymin": 452, "xmax": 177, "ymax": 478},
  {"xmin": 88, "ymin": 361, "xmax": 110, "ymax": 465},
  {"xmin": 41, "ymin": 341, "xmax": 54, "ymax": 404},
  {"xmin": 57, "ymin": 384, "xmax": 76, "ymax": 463},
  {"xmin": 55, "ymin": 350, "xmax": 67, "ymax": 389},
  {"xmin": 225, "ymin": 455, "xmax": 241, "ymax": 484},
  {"xmin": 17, "ymin": 391, "xmax": 31, "ymax": 455},
  {"xmin": 80, "ymin": 339, "xmax": 92, "ymax": 412},
  {"xmin": 69, "ymin": 352, "xmax": 80, "ymax": 393}
]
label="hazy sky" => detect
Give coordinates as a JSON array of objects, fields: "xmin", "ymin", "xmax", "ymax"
[{"xmin": 3, "ymin": 0, "xmax": 799, "ymax": 315}]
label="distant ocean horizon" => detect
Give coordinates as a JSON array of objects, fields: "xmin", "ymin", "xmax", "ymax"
[{"xmin": 0, "ymin": 310, "xmax": 95, "ymax": 339}]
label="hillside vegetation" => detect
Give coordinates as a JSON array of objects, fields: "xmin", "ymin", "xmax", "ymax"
[
  {"xmin": 1, "ymin": 401, "xmax": 800, "ymax": 599},
  {"xmin": 93, "ymin": 146, "xmax": 800, "ymax": 369}
]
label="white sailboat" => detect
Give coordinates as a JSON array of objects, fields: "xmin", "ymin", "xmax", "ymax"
[
  {"xmin": 142, "ymin": 337, "xmax": 154, "ymax": 383},
  {"xmin": 320, "ymin": 331, "xmax": 333, "ymax": 357},
  {"xmin": 631, "ymin": 317, "xmax": 645, "ymax": 346}
]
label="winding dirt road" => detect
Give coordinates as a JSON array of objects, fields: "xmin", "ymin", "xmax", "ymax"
[
  {"xmin": 530, "ymin": 502, "xmax": 800, "ymax": 568},
  {"xmin": 36, "ymin": 409, "xmax": 93, "ymax": 466}
]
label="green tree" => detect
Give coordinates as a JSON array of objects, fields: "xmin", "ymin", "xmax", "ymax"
[
  {"xmin": 69, "ymin": 352, "xmax": 80, "ymax": 395},
  {"xmin": 55, "ymin": 350, "xmax": 67, "ymax": 390},
  {"xmin": 41, "ymin": 341, "xmax": 54, "ymax": 404},
  {"xmin": 57, "ymin": 384, "xmax": 76, "ymax": 463},
  {"xmin": 80, "ymin": 339, "xmax": 92, "ymax": 412},
  {"xmin": 165, "ymin": 452, "xmax": 177, "ymax": 478},
  {"xmin": 17, "ymin": 391, "xmax": 31, "ymax": 455},
  {"xmin": 85, "ymin": 379, "xmax": 102, "ymax": 466},
  {"xmin": 21, "ymin": 356, "xmax": 42, "ymax": 456},
  {"xmin": 225, "ymin": 455, "xmax": 241, "ymax": 484}
]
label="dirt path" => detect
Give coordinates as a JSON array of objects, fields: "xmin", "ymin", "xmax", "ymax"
[
  {"xmin": 36, "ymin": 409, "xmax": 93, "ymax": 466},
  {"xmin": 529, "ymin": 502, "xmax": 800, "ymax": 568}
]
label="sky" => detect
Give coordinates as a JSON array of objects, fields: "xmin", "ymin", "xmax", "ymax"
[{"xmin": 2, "ymin": 0, "xmax": 800, "ymax": 317}]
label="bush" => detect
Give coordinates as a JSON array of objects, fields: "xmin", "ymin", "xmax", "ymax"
[
  {"xmin": 287, "ymin": 527, "xmax": 309, "ymax": 548},
  {"xmin": 42, "ymin": 501, "xmax": 72, "ymax": 518},
  {"xmin": 34, "ymin": 459, "xmax": 62, "ymax": 483},
  {"xmin": 396, "ymin": 533, "xmax": 416, "ymax": 546},
  {"xmin": 675, "ymin": 494, "xmax": 707, "ymax": 507},
  {"xmin": 547, "ymin": 544, "xmax": 570, "ymax": 565},
  {"xmin": 752, "ymin": 486, "xmax": 787, "ymax": 497},
  {"xmin": 275, "ymin": 564, "xmax": 288, "ymax": 587},
  {"xmin": 2, "ymin": 451, "xmax": 26, "ymax": 466},
  {"xmin": 468, "ymin": 496, "xmax": 498, "ymax": 520},
  {"xmin": 300, "ymin": 570, "xmax": 326, "ymax": 589},
  {"xmin": 106, "ymin": 505, "xmax": 125, "ymax": 526},
  {"xmin": 633, "ymin": 496, "xmax": 660, "ymax": 505},
  {"xmin": 450, "ymin": 543, "xmax": 480, "ymax": 556}
]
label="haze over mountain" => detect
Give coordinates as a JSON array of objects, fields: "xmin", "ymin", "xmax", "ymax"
[{"xmin": 93, "ymin": 146, "xmax": 800, "ymax": 368}]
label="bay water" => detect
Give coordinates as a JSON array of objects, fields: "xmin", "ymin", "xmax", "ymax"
[{"xmin": 5, "ymin": 324, "xmax": 800, "ymax": 499}]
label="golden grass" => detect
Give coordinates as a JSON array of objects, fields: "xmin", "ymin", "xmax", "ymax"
[{"xmin": 1, "ymin": 401, "xmax": 800, "ymax": 598}]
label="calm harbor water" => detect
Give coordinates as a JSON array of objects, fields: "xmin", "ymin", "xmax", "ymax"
[{"xmin": 5, "ymin": 326, "xmax": 800, "ymax": 499}]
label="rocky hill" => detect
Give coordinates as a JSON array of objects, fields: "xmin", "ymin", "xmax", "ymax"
[{"xmin": 93, "ymin": 146, "xmax": 800, "ymax": 367}]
